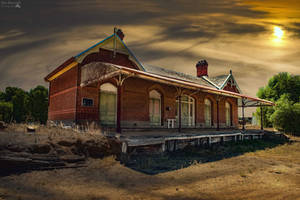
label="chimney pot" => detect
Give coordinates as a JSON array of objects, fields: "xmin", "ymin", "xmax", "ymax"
[
  {"xmin": 196, "ymin": 59, "xmax": 208, "ymax": 77},
  {"xmin": 116, "ymin": 28, "xmax": 125, "ymax": 40}
]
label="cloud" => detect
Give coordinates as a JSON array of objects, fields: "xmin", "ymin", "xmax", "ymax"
[{"xmin": 0, "ymin": 0, "xmax": 299, "ymax": 105}]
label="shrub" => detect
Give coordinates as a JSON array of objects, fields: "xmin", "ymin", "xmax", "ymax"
[{"xmin": 270, "ymin": 94, "xmax": 300, "ymax": 135}]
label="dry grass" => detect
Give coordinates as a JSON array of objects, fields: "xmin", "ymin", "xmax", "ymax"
[
  {"xmin": 0, "ymin": 133, "xmax": 300, "ymax": 199},
  {"xmin": 1, "ymin": 122, "xmax": 105, "ymax": 146}
]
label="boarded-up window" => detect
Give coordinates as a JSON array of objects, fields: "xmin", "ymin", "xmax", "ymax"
[
  {"xmin": 100, "ymin": 83, "xmax": 117, "ymax": 126},
  {"xmin": 205, "ymin": 98, "xmax": 212, "ymax": 127},
  {"xmin": 149, "ymin": 90, "xmax": 161, "ymax": 126}
]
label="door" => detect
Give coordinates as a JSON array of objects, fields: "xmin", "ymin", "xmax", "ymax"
[
  {"xmin": 149, "ymin": 90, "xmax": 161, "ymax": 126},
  {"xmin": 99, "ymin": 83, "xmax": 117, "ymax": 126}
]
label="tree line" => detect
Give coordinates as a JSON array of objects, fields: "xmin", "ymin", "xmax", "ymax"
[
  {"xmin": 0, "ymin": 86, "xmax": 48, "ymax": 124},
  {"xmin": 255, "ymin": 72, "xmax": 300, "ymax": 135}
]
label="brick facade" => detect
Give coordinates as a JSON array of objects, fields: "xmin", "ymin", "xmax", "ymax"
[
  {"xmin": 48, "ymin": 50, "xmax": 239, "ymax": 129},
  {"xmin": 74, "ymin": 77, "xmax": 239, "ymax": 128}
]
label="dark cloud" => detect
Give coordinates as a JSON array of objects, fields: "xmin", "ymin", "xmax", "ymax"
[
  {"xmin": 226, "ymin": 23, "xmax": 267, "ymax": 35},
  {"xmin": 285, "ymin": 22, "xmax": 300, "ymax": 38}
]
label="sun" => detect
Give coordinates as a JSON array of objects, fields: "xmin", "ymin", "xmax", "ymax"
[{"xmin": 273, "ymin": 26, "xmax": 284, "ymax": 43}]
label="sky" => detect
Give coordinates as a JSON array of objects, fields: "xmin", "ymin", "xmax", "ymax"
[{"xmin": 0, "ymin": 0, "xmax": 300, "ymax": 115}]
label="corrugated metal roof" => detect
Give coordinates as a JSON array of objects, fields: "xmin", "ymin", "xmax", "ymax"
[
  {"xmin": 143, "ymin": 64, "xmax": 215, "ymax": 88},
  {"xmin": 207, "ymin": 74, "xmax": 229, "ymax": 88}
]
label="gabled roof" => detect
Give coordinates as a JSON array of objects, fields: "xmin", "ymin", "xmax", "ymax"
[
  {"xmin": 74, "ymin": 33, "xmax": 145, "ymax": 71},
  {"xmin": 203, "ymin": 73, "xmax": 242, "ymax": 93},
  {"xmin": 45, "ymin": 31, "xmax": 145, "ymax": 81}
]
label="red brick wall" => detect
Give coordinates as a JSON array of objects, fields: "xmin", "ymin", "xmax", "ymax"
[
  {"xmin": 223, "ymin": 82, "xmax": 239, "ymax": 93},
  {"xmin": 48, "ymin": 65, "xmax": 78, "ymax": 121},
  {"xmin": 76, "ymin": 86, "xmax": 99, "ymax": 121}
]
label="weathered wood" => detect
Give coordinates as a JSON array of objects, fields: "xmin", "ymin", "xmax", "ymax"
[
  {"xmin": 161, "ymin": 143, "xmax": 165, "ymax": 152},
  {"xmin": 121, "ymin": 142, "xmax": 127, "ymax": 153}
]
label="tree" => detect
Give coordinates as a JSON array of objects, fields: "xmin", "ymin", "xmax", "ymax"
[
  {"xmin": 256, "ymin": 72, "xmax": 300, "ymax": 133},
  {"xmin": 11, "ymin": 89, "xmax": 29, "ymax": 123},
  {"xmin": 0, "ymin": 101, "xmax": 13, "ymax": 123},
  {"xmin": 0, "ymin": 91, "xmax": 5, "ymax": 101},
  {"xmin": 27, "ymin": 86, "xmax": 48, "ymax": 124},
  {"xmin": 1, "ymin": 87, "xmax": 29, "ymax": 123},
  {"xmin": 270, "ymin": 95, "xmax": 300, "ymax": 135}
]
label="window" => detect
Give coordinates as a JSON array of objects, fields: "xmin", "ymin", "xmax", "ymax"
[
  {"xmin": 204, "ymin": 98, "xmax": 212, "ymax": 127},
  {"xmin": 176, "ymin": 95, "xmax": 195, "ymax": 127},
  {"xmin": 99, "ymin": 83, "xmax": 117, "ymax": 126},
  {"xmin": 225, "ymin": 101, "xmax": 232, "ymax": 127},
  {"xmin": 149, "ymin": 90, "xmax": 161, "ymax": 126},
  {"xmin": 82, "ymin": 98, "xmax": 94, "ymax": 107}
]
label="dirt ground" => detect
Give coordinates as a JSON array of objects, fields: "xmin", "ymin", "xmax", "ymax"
[{"xmin": 0, "ymin": 125, "xmax": 299, "ymax": 200}]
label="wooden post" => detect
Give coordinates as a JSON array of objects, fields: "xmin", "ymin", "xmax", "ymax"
[
  {"xmin": 121, "ymin": 142, "xmax": 127, "ymax": 153},
  {"xmin": 117, "ymin": 84, "xmax": 122, "ymax": 133},
  {"xmin": 217, "ymin": 100, "xmax": 220, "ymax": 131},
  {"xmin": 178, "ymin": 95, "xmax": 182, "ymax": 133},
  {"xmin": 161, "ymin": 142, "xmax": 166, "ymax": 152},
  {"xmin": 208, "ymin": 137, "xmax": 211, "ymax": 147},
  {"xmin": 260, "ymin": 106, "xmax": 263, "ymax": 130},
  {"xmin": 242, "ymin": 99, "xmax": 245, "ymax": 131}
]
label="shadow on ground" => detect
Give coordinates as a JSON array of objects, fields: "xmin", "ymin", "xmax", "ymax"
[{"xmin": 121, "ymin": 136, "xmax": 289, "ymax": 175}]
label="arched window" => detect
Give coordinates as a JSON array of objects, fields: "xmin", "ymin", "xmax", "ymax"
[
  {"xmin": 225, "ymin": 101, "xmax": 232, "ymax": 127},
  {"xmin": 204, "ymin": 98, "xmax": 213, "ymax": 127},
  {"xmin": 176, "ymin": 95, "xmax": 195, "ymax": 127},
  {"xmin": 149, "ymin": 90, "xmax": 161, "ymax": 126},
  {"xmin": 99, "ymin": 83, "xmax": 117, "ymax": 126}
]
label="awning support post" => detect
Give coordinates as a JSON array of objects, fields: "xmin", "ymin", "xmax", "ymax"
[
  {"xmin": 217, "ymin": 97, "xmax": 220, "ymax": 131},
  {"xmin": 178, "ymin": 94, "xmax": 182, "ymax": 133},
  {"xmin": 117, "ymin": 83, "xmax": 122, "ymax": 133},
  {"xmin": 260, "ymin": 106, "xmax": 263, "ymax": 130},
  {"xmin": 242, "ymin": 98, "xmax": 245, "ymax": 131}
]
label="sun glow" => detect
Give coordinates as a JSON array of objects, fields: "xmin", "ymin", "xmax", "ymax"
[{"xmin": 273, "ymin": 26, "xmax": 284, "ymax": 43}]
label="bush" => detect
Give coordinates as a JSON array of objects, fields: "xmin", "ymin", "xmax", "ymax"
[
  {"xmin": 270, "ymin": 94, "xmax": 300, "ymax": 135},
  {"xmin": 0, "ymin": 101, "xmax": 13, "ymax": 123}
]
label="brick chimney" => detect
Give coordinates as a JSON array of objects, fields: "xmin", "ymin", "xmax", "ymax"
[
  {"xmin": 116, "ymin": 28, "xmax": 125, "ymax": 40},
  {"xmin": 196, "ymin": 60, "xmax": 208, "ymax": 77}
]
